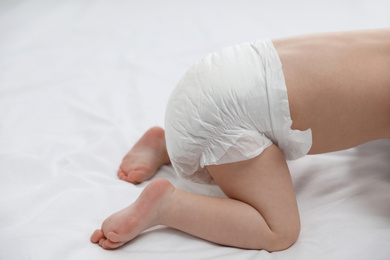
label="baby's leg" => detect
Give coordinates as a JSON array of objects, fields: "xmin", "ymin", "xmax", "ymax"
[
  {"xmin": 91, "ymin": 144, "xmax": 300, "ymax": 251},
  {"xmin": 166, "ymin": 144, "xmax": 300, "ymax": 250},
  {"xmin": 117, "ymin": 127, "xmax": 170, "ymax": 184}
]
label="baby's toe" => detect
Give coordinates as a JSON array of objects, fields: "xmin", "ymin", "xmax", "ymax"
[
  {"xmin": 117, "ymin": 168, "xmax": 127, "ymax": 180},
  {"xmin": 90, "ymin": 229, "xmax": 104, "ymax": 243},
  {"xmin": 100, "ymin": 238, "xmax": 124, "ymax": 250},
  {"xmin": 126, "ymin": 170, "xmax": 144, "ymax": 184},
  {"xmin": 98, "ymin": 238, "xmax": 106, "ymax": 247},
  {"xmin": 107, "ymin": 231, "xmax": 122, "ymax": 243}
]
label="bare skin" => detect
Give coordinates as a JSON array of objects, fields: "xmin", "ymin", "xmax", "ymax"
[
  {"xmin": 117, "ymin": 127, "xmax": 170, "ymax": 184},
  {"xmin": 273, "ymin": 28, "xmax": 390, "ymax": 153},
  {"xmin": 91, "ymin": 29, "xmax": 390, "ymax": 251}
]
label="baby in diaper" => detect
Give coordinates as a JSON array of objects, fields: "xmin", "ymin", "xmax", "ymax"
[
  {"xmin": 91, "ymin": 29, "xmax": 390, "ymax": 251},
  {"xmin": 165, "ymin": 39, "xmax": 312, "ymax": 184}
]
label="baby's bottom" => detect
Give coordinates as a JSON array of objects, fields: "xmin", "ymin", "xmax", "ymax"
[{"xmin": 90, "ymin": 127, "xmax": 300, "ymax": 251}]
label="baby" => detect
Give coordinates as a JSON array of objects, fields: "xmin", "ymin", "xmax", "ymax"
[{"xmin": 91, "ymin": 29, "xmax": 390, "ymax": 251}]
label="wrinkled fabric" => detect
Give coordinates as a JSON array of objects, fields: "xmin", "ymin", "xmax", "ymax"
[{"xmin": 165, "ymin": 39, "xmax": 312, "ymax": 184}]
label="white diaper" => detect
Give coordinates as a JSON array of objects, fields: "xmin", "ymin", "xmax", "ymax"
[{"xmin": 165, "ymin": 39, "xmax": 312, "ymax": 184}]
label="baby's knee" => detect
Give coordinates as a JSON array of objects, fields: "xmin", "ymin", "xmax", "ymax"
[{"xmin": 263, "ymin": 220, "xmax": 301, "ymax": 252}]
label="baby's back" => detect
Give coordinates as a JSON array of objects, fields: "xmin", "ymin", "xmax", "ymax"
[{"xmin": 273, "ymin": 29, "xmax": 390, "ymax": 154}]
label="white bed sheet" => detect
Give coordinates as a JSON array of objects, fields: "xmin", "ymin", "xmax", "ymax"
[{"xmin": 1, "ymin": 1, "xmax": 389, "ymax": 259}]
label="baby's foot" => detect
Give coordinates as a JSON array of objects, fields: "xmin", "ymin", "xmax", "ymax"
[
  {"xmin": 90, "ymin": 179, "xmax": 174, "ymax": 250},
  {"xmin": 118, "ymin": 127, "xmax": 170, "ymax": 184}
]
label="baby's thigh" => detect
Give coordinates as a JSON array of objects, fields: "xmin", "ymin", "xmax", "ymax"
[{"xmin": 206, "ymin": 144, "xmax": 300, "ymax": 235}]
